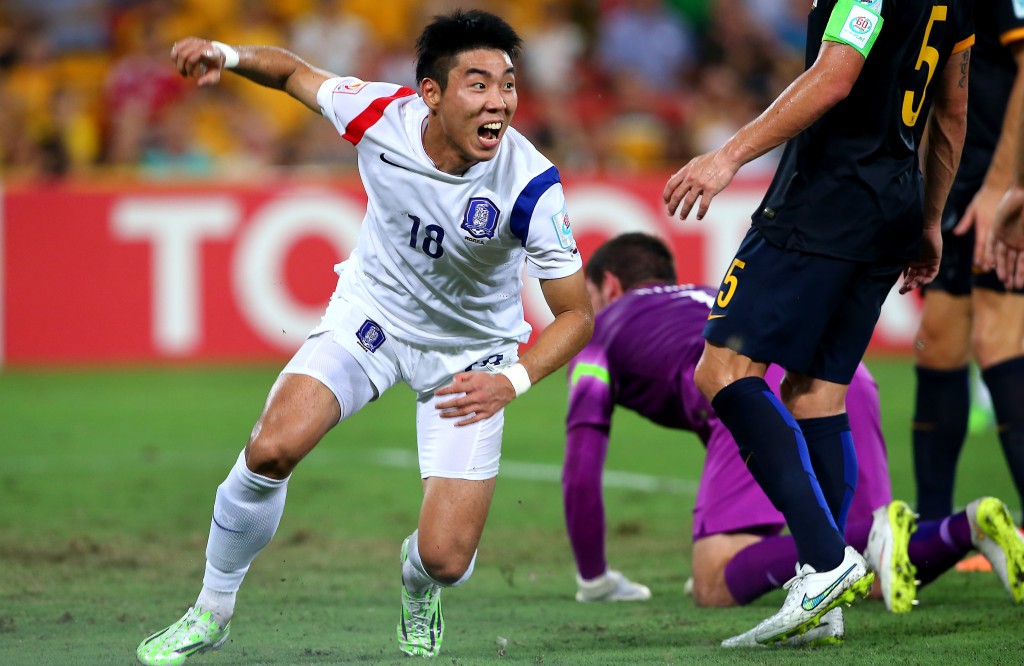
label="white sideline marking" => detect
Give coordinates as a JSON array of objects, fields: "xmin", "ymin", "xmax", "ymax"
[{"xmin": 370, "ymin": 448, "xmax": 698, "ymax": 496}]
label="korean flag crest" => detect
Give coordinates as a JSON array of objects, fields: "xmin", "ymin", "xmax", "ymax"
[
  {"xmin": 462, "ymin": 197, "xmax": 500, "ymax": 240},
  {"xmin": 356, "ymin": 319, "xmax": 386, "ymax": 353}
]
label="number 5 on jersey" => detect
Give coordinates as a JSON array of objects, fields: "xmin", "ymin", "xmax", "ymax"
[{"xmin": 716, "ymin": 258, "xmax": 746, "ymax": 310}]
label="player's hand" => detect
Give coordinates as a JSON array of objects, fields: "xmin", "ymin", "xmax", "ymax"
[
  {"xmin": 170, "ymin": 37, "xmax": 227, "ymax": 87},
  {"xmin": 954, "ymin": 184, "xmax": 1001, "ymax": 270},
  {"xmin": 435, "ymin": 371, "xmax": 516, "ymax": 426},
  {"xmin": 900, "ymin": 225, "xmax": 942, "ymax": 294},
  {"xmin": 989, "ymin": 186, "xmax": 1024, "ymax": 290},
  {"xmin": 663, "ymin": 150, "xmax": 738, "ymax": 221}
]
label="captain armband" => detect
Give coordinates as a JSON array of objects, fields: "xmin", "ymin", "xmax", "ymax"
[{"xmin": 823, "ymin": 0, "xmax": 884, "ymax": 58}]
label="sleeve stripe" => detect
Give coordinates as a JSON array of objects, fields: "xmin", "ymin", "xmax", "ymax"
[
  {"xmin": 340, "ymin": 86, "xmax": 416, "ymax": 145},
  {"xmin": 952, "ymin": 34, "xmax": 975, "ymax": 54},
  {"xmin": 509, "ymin": 165, "xmax": 560, "ymax": 247},
  {"xmin": 571, "ymin": 362, "xmax": 611, "ymax": 387},
  {"xmin": 1000, "ymin": 28, "xmax": 1024, "ymax": 47}
]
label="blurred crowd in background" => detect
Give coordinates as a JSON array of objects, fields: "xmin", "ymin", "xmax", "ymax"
[{"xmin": 0, "ymin": 0, "xmax": 809, "ymax": 181}]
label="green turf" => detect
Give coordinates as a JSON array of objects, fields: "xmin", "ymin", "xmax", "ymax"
[{"xmin": 1, "ymin": 357, "xmax": 1021, "ymax": 665}]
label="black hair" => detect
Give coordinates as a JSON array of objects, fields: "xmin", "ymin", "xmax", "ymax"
[
  {"xmin": 414, "ymin": 9, "xmax": 522, "ymax": 89},
  {"xmin": 585, "ymin": 233, "xmax": 677, "ymax": 291}
]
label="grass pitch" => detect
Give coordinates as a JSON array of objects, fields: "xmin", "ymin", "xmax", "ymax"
[{"xmin": 1, "ymin": 357, "xmax": 1022, "ymax": 664}]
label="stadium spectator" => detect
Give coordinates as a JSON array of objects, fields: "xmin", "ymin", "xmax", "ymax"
[
  {"xmin": 135, "ymin": 9, "xmax": 592, "ymax": 665},
  {"xmin": 289, "ymin": 0, "xmax": 373, "ymax": 76},
  {"xmin": 911, "ymin": 1, "xmax": 1024, "ymax": 529},
  {"xmin": 564, "ymin": 233, "xmax": 1024, "ymax": 637},
  {"xmin": 596, "ymin": 0, "xmax": 697, "ymax": 92},
  {"xmin": 663, "ymin": 0, "xmax": 972, "ymax": 646}
]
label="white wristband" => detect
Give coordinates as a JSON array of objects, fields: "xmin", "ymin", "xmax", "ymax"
[
  {"xmin": 500, "ymin": 363, "xmax": 532, "ymax": 397},
  {"xmin": 211, "ymin": 41, "xmax": 240, "ymax": 69}
]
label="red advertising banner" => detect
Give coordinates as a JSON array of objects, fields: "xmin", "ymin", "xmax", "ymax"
[{"xmin": 0, "ymin": 176, "xmax": 920, "ymax": 365}]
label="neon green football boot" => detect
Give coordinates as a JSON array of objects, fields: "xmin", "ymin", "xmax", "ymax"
[
  {"xmin": 967, "ymin": 497, "xmax": 1024, "ymax": 603},
  {"xmin": 397, "ymin": 537, "xmax": 444, "ymax": 657},
  {"xmin": 136, "ymin": 606, "xmax": 230, "ymax": 665}
]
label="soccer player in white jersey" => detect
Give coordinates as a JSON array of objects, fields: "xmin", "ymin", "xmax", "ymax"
[{"xmin": 136, "ymin": 10, "xmax": 593, "ymax": 665}]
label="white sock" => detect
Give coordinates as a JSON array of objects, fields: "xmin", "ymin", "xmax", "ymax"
[
  {"xmin": 401, "ymin": 530, "xmax": 478, "ymax": 591},
  {"xmin": 200, "ymin": 450, "xmax": 289, "ymax": 622},
  {"xmin": 402, "ymin": 530, "xmax": 444, "ymax": 593},
  {"xmin": 195, "ymin": 588, "xmax": 236, "ymax": 627}
]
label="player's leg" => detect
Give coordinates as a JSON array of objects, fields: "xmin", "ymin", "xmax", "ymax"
[
  {"xmin": 562, "ymin": 425, "xmax": 650, "ymax": 602},
  {"xmin": 912, "ymin": 222, "xmax": 974, "ymax": 521},
  {"xmin": 913, "ymin": 290, "xmax": 972, "ymax": 520},
  {"xmin": 691, "ymin": 414, "xmax": 788, "ymax": 607},
  {"xmin": 973, "ymin": 285, "xmax": 1024, "ymax": 514},
  {"xmin": 693, "ymin": 533, "xmax": 768, "ymax": 607},
  {"xmin": 137, "ymin": 333, "xmax": 383, "ymax": 666},
  {"xmin": 396, "ymin": 386, "xmax": 504, "ymax": 657},
  {"xmin": 781, "ymin": 373, "xmax": 856, "ymax": 536},
  {"xmin": 696, "ymin": 343, "xmax": 846, "ymax": 574}
]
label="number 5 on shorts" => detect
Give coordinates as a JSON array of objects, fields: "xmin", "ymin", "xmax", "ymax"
[{"xmin": 716, "ymin": 258, "xmax": 746, "ymax": 309}]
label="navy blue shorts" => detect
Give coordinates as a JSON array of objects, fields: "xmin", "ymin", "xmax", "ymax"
[
  {"xmin": 703, "ymin": 227, "xmax": 903, "ymax": 384},
  {"xmin": 925, "ymin": 207, "xmax": 1024, "ymax": 296}
]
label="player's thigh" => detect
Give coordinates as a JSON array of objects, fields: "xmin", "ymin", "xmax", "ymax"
[
  {"xmin": 246, "ymin": 374, "xmax": 343, "ymax": 477},
  {"xmin": 248, "ymin": 334, "xmax": 381, "ymax": 476},
  {"xmin": 971, "ymin": 287, "xmax": 1024, "ymax": 368},
  {"xmin": 691, "ymin": 533, "xmax": 765, "ymax": 607},
  {"xmin": 703, "ymin": 227, "xmax": 863, "ymax": 383},
  {"xmin": 806, "ymin": 259, "xmax": 904, "ymax": 384},
  {"xmin": 414, "ymin": 391, "xmax": 503, "ymax": 562},
  {"xmin": 915, "ymin": 290, "xmax": 972, "ymax": 368}
]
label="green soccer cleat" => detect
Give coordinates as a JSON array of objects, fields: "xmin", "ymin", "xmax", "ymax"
[
  {"xmin": 398, "ymin": 537, "xmax": 444, "ymax": 657},
  {"xmin": 864, "ymin": 499, "xmax": 920, "ymax": 612},
  {"xmin": 967, "ymin": 497, "xmax": 1024, "ymax": 604},
  {"xmin": 136, "ymin": 606, "xmax": 230, "ymax": 666}
]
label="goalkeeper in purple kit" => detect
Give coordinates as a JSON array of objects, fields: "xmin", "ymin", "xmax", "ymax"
[{"xmin": 563, "ymin": 234, "xmax": 1024, "ymax": 646}]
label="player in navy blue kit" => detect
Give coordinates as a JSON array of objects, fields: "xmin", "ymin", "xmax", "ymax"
[
  {"xmin": 663, "ymin": 0, "xmax": 973, "ymax": 646},
  {"xmin": 912, "ymin": 1, "xmax": 1024, "ymax": 525}
]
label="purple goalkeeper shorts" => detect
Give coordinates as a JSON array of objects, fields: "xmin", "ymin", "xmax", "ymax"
[{"xmin": 692, "ymin": 363, "xmax": 892, "ymax": 540}]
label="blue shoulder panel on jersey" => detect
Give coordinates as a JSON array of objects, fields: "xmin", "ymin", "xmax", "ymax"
[{"xmin": 510, "ymin": 165, "xmax": 561, "ymax": 247}]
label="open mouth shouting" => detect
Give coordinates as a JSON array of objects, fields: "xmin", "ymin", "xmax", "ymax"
[{"xmin": 478, "ymin": 121, "xmax": 503, "ymax": 148}]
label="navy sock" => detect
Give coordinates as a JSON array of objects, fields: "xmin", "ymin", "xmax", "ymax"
[
  {"xmin": 712, "ymin": 377, "xmax": 846, "ymax": 571},
  {"xmin": 798, "ymin": 414, "xmax": 857, "ymax": 535},
  {"xmin": 983, "ymin": 357, "xmax": 1024, "ymax": 515},
  {"xmin": 912, "ymin": 366, "xmax": 969, "ymax": 520}
]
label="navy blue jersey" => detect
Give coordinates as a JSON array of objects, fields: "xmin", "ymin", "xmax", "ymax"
[
  {"xmin": 753, "ymin": 0, "xmax": 974, "ymax": 263},
  {"xmin": 945, "ymin": 1, "xmax": 1024, "ymax": 214}
]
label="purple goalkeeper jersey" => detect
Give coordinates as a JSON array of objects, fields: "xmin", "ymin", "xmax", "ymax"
[
  {"xmin": 563, "ymin": 284, "xmax": 891, "ymax": 579},
  {"xmin": 567, "ymin": 284, "xmax": 718, "ymax": 440}
]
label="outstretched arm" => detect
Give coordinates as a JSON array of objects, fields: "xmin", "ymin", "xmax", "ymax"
[
  {"xmin": 663, "ymin": 40, "xmax": 864, "ymax": 221},
  {"xmin": 170, "ymin": 37, "xmax": 338, "ymax": 113},
  {"xmin": 435, "ymin": 269, "xmax": 594, "ymax": 426},
  {"xmin": 900, "ymin": 48, "xmax": 969, "ymax": 294}
]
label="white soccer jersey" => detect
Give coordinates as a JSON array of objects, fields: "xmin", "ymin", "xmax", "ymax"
[{"xmin": 311, "ymin": 76, "xmax": 582, "ymax": 349}]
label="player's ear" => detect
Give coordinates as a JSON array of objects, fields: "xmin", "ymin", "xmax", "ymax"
[
  {"xmin": 421, "ymin": 78, "xmax": 442, "ymax": 110},
  {"xmin": 601, "ymin": 271, "xmax": 624, "ymax": 304}
]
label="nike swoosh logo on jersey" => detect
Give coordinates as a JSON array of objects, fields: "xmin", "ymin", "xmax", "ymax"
[
  {"xmin": 707, "ymin": 313, "xmax": 726, "ymax": 320},
  {"xmin": 801, "ymin": 563, "xmax": 856, "ymax": 611},
  {"xmin": 380, "ymin": 153, "xmax": 414, "ymax": 172}
]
